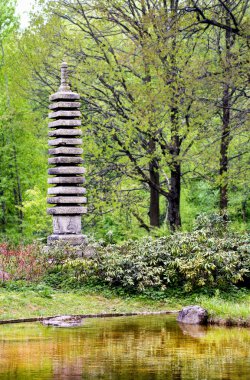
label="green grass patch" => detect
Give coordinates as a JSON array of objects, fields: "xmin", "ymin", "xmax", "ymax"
[
  {"xmin": 0, "ymin": 287, "xmax": 172, "ymax": 320},
  {"xmin": 0, "ymin": 283, "xmax": 249, "ymax": 321}
]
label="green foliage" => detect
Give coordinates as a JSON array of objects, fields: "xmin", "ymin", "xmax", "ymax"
[
  {"xmin": 40, "ymin": 227, "xmax": 249, "ymax": 294},
  {"xmin": 94, "ymin": 232, "xmax": 249, "ymax": 293},
  {"xmin": 0, "ymin": 1, "xmax": 249, "ymax": 243},
  {"xmin": 0, "ymin": 280, "xmax": 53, "ymax": 298},
  {"xmin": 0, "ymin": 0, "xmax": 17, "ymax": 40},
  {"xmin": 21, "ymin": 187, "xmax": 50, "ymax": 242},
  {"xmin": 1, "ymin": 220, "xmax": 248, "ymax": 296},
  {"xmin": 0, "ymin": 14, "xmax": 48, "ymax": 243},
  {"xmin": 181, "ymin": 182, "xmax": 219, "ymax": 230},
  {"xmin": 193, "ymin": 213, "xmax": 229, "ymax": 236}
]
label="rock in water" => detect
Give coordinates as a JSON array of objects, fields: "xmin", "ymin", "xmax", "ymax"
[
  {"xmin": 177, "ymin": 305, "xmax": 208, "ymax": 325},
  {"xmin": 42, "ymin": 315, "xmax": 83, "ymax": 328}
]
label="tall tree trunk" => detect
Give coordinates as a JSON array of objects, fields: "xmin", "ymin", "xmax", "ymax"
[
  {"xmin": 148, "ymin": 139, "xmax": 160, "ymax": 227},
  {"xmin": 167, "ymin": 165, "xmax": 181, "ymax": 230},
  {"xmin": 219, "ymin": 13, "xmax": 233, "ymax": 216},
  {"xmin": 168, "ymin": 127, "xmax": 181, "ymax": 231},
  {"xmin": 168, "ymin": 135, "xmax": 181, "ymax": 231},
  {"xmin": 142, "ymin": 39, "xmax": 161, "ymax": 228},
  {"xmin": 219, "ymin": 83, "xmax": 230, "ymax": 213},
  {"xmin": 149, "ymin": 160, "xmax": 160, "ymax": 227},
  {"xmin": 167, "ymin": 2, "xmax": 182, "ymax": 231}
]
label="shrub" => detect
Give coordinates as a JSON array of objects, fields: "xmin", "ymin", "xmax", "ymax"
[
  {"xmin": 2, "ymin": 228, "xmax": 249, "ymax": 295},
  {"xmin": 194, "ymin": 212, "xmax": 229, "ymax": 236},
  {"xmin": 0, "ymin": 241, "xmax": 75, "ymax": 284},
  {"xmin": 0, "ymin": 243, "xmax": 47, "ymax": 282},
  {"xmin": 57, "ymin": 231, "xmax": 249, "ymax": 293}
]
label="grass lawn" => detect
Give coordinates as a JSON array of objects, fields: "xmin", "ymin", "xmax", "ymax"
[
  {"xmin": 0, "ymin": 288, "xmax": 176, "ymax": 320},
  {"xmin": 0, "ymin": 285, "xmax": 249, "ymax": 321}
]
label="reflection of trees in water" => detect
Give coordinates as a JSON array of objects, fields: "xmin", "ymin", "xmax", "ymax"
[
  {"xmin": 53, "ymin": 358, "xmax": 83, "ymax": 380},
  {"xmin": 0, "ymin": 316, "xmax": 249, "ymax": 379}
]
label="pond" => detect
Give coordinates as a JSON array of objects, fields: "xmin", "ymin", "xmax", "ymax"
[{"xmin": 0, "ymin": 315, "xmax": 249, "ymax": 379}]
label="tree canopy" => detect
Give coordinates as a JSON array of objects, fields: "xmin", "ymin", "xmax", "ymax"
[{"xmin": 0, "ymin": 0, "xmax": 249, "ymax": 243}]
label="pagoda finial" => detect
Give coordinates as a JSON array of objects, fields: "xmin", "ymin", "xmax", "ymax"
[{"xmin": 59, "ymin": 61, "xmax": 71, "ymax": 92}]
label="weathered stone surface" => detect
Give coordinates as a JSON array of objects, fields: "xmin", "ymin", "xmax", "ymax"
[
  {"xmin": 48, "ymin": 167, "xmax": 85, "ymax": 175},
  {"xmin": 47, "ymin": 196, "xmax": 87, "ymax": 204},
  {"xmin": 49, "ymin": 92, "xmax": 80, "ymax": 102},
  {"xmin": 49, "ymin": 110, "xmax": 81, "ymax": 119},
  {"xmin": 177, "ymin": 306, "xmax": 208, "ymax": 325},
  {"xmin": 47, "ymin": 234, "xmax": 86, "ymax": 245},
  {"xmin": 48, "ymin": 119, "xmax": 81, "ymax": 128},
  {"xmin": 48, "ymin": 138, "xmax": 82, "ymax": 146},
  {"xmin": 48, "ymin": 187, "xmax": 86, "ymax": 195},
  {"xmin": 49, "ymin": 102, "xmax": 81, "ymax": 110},
  {"xmin": 47, "ymin": 206, "xmax": 87, "ymax": 215},
  {"xmin": 48, "ymin": 129, "xmax": 82, "ymax": 137},
  {"xmin": 47, "ymin": 62, "xmax": 86, "ymax": 248},
  {"xmin": 58, "ymin": 62, "xmax": 71, "ymax": 92},
  {"xmin": 48, "ymin": 177, "xmax": 85, "ymax": 184},
  {"xmin": 48, "ymin": 147, "xmax": 83, "ymax": 155},
  {"xmin": 42, "ymin": 315, "xmax": 83, "ymax": 327},
  {"xmin": 48, "ymin": 157, "xmax": 84, "ymax": 165},
  {"xmin": 53, "ymin": 215, "xmax": 82, "ymax": 234}
]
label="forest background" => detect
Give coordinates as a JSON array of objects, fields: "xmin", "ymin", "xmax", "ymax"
[{"xmin": 0, "ymin": 0, "xmax": 249, "ymax": 245}]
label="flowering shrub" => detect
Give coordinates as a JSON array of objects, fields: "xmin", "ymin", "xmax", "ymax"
[{"xmin": 0, "ymin": 243, "xmax": 46, "ymax": 281}]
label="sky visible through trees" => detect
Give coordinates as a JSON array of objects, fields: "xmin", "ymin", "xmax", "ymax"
[{"xmin": 16, "ymin": 0, "xmax": 33, "ymax": 28}]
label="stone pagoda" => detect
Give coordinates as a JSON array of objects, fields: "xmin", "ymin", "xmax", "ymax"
[{"xmin": 47, "ymin": 62, "xmax": 87, "ymax": 246}]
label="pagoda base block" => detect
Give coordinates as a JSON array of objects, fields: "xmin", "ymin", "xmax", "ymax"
[{"xmin": 47, "ymin": 234, "xmax": 86, "ymax": 246}]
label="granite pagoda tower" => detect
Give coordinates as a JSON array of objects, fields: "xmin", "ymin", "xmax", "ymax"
[{"xmin": 47, "ymin": 62, "xmax": 87, "ymax": 246}]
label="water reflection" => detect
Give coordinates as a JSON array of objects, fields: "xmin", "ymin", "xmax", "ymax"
[
  {"xmin": 0, "ymin": 315, "xmax": 249, "ymax": 380},
  {"xmin": 178, "ymin": 322, "xmax": 207, "ymax": 338}
]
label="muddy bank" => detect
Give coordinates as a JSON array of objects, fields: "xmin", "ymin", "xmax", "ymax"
[
  {"xmin": 0, "ymin": 310, "xmax": 178, "ymax": 325},
  {"xmin": 0, "ymin": 311, "xmax": 249, "ymax": 327},
  {"xmin": 208, "ymin": 317, "xmax": 250, "ymax": 327}
]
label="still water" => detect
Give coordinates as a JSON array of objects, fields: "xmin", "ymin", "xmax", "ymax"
[{"xmin": 0, "ymin": 315, "xmax": 249, "ymax": 380}]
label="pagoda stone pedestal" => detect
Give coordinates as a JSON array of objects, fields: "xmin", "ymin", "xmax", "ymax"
[{"xmin": 47, "ymin": 62, "xmax": 87, "ymax": 246}]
